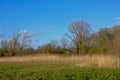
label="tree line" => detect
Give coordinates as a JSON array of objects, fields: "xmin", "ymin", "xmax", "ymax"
[{"xmin": 0, "ymin": 20, "xmax": 120, "ymax": 57}]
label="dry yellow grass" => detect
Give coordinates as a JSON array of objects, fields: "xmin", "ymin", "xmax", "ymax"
[{"xmin": 0, "ymin": 54, "xmax": 119, "ymax": 68}]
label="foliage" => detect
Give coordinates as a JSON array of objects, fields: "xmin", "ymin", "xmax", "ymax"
[{"xmin": 0, "ymin": 62, "xmax": 119, "ymax": 80}]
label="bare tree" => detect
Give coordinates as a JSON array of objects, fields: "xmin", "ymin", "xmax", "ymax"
[
  {"xmin": 19, "ymin": 30, "xmax": 33, "ymax": 51},
  {"xmin": 67, "ymin": 20, "xmax": 91, "ymax": 54},
  {"xmin": 98, "ymin": 28, "xmax": 114, "ymax": 44},
  {"xmin": 111, "ymin": 33, "xmax": 120, "ymax": 56},
  {"xmin": 112, "ymin": 25, "xmax": 120, "ymax": 34},
  {"xmin": 0, "ymin": 40, "xmax": 8, "ymax": 55},
  {"xmin": 7, "ymin": 30, "xmax": 33, "ymax": 56},
  {"xmin": 7, "ymin": 33, "xmax": 20, "ymax": 56},
  {"xmin": 60, "ymin": 38, "xmax": 69, "ymax": 49}
]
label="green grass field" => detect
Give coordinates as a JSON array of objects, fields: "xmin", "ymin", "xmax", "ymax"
[{"xmin": 0, "ymin": 55, "xmax": 120, "ymax": 80}]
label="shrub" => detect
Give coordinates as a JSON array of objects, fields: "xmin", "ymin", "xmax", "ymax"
[{"xmin": 0, "ymin": 48, "xmax": 4, "ymax": 57}]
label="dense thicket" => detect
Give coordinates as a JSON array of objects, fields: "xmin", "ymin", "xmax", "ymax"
[{"xmin": 0, "ymin": 20, "xmax": 120, "ymax": 56}]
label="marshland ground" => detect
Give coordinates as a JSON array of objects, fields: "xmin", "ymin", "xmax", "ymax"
[{"xmin": 0, "ymin": 54, "xmax": 120, "ymax": 80}]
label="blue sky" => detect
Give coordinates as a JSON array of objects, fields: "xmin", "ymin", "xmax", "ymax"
[{"xmin": 0, "ymin": 0, "xmax": 120, "ymax": 47}]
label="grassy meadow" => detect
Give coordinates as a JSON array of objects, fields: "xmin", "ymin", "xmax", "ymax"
[{"xmin": 0, "ymin": 54, "xmax": 120, "ymax": 80}]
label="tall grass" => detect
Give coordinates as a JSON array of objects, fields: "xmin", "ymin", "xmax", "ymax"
[{"xmin": 0, "ymin": 54, "xmax": 119, "ymax": 68}]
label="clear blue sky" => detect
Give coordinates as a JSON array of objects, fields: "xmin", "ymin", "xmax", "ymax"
[{"xmin": 0, "ymin": 0, "xmax": 120, "ymax": 47}]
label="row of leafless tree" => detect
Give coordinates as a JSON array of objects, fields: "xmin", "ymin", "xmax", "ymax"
[
  {"xmin": 1, "ymin": 20, "xmax": 120, "ymax": 56},
  {"xmin": 37, "ymin": 20, "xmax": 120, "ymax": 56},
  {"xmin": 0, "ymin": 30, "xmax": 35, "ymax": 56}
]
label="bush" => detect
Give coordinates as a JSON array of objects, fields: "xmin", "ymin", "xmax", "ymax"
[
  {"xmin": 0, "ymin": 48, "xmax": 4, "ymax": 57},
  {"xmin": 89, "ymin": 47, "xmax": 108, "ymax": 54}
]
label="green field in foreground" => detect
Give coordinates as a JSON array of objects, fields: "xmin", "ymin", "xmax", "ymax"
[{"xmin": 0, "ymin": 62, "xmax": 120, "ymax": 80}]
